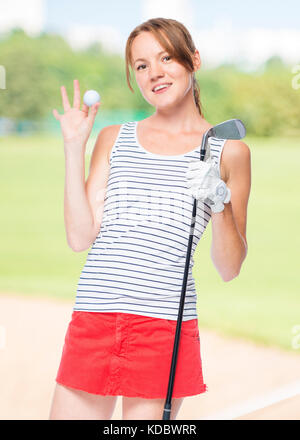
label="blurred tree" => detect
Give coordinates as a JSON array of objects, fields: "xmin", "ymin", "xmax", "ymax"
[
  {"xmin": 0, "ymin": 29, "xmax": 55, "ymax": 120},
  {"xmin": 264, "ymin": 55, "xmax": 286, "ymax": 71},
  {"xmin": 0, "ymin": 29, "xmax": 299, "ymax": 136}
]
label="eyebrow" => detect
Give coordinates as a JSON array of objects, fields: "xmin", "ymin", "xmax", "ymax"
[{"xmin": 134, "ymin": 50, "xmax": 167, "ymax": 65}]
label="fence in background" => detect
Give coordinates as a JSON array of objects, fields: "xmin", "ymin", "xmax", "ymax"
[{"xmin": 0, "ymin": 110, "xmax": 152, "ymax": 137}]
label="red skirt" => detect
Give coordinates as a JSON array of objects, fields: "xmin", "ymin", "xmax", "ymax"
[{"xmin": 55, "ymin": 311, "xmax": 207, "ymax": 399}]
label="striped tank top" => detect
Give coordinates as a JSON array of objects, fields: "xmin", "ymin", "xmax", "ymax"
[{"xmin": 73, "ymin": 121, "xmax": 226, "ymax": 321}]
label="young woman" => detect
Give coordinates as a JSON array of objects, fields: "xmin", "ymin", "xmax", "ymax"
[{"xmin": 49, "ymin": 18, "xmax": 251, "ymax": 420}]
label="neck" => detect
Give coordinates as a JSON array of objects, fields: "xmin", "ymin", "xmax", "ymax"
[{"xmin": 151, "ymin": 90, "xmax": 206, "ymax": 133}]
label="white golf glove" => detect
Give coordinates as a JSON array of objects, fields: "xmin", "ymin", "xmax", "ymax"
[{"xmin": 185, "ymin": 154, "xmax": 231, "ymax": 213}]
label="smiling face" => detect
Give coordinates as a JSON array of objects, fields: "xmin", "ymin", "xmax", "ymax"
[{"xmin": 131, "ymin": 31, "xmax": 200, "ymax": 111}]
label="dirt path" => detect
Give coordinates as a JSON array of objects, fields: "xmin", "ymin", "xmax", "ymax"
[{"xmin": 0, "ymin": 294, "xmax": 299, "ymax": 420}]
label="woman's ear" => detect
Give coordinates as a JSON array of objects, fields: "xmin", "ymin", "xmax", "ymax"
[{"xmin": 193, "ymin": 50, "xmax": 201, "ymax": 72}]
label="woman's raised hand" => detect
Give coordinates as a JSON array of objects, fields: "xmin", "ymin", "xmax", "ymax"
[{"xmin": 53, "ymin": 79, "xmax": 100, "ymax": 147}]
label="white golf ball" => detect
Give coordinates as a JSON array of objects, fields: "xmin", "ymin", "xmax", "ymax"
[{"xmin": 83, "ymin": 90, "xmax": 101, "ymax": 107}]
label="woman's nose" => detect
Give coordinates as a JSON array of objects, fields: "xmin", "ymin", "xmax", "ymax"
[{"xmin": 149, "ymin": 63, "xmax": 165, "ymax": 80}]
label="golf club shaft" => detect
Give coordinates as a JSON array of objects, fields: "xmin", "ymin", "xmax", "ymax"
[
  {"xmin": 162, "ymin": 119, "xmax": 246, "ymax": 420},
  {"xmin": 162, "ymin": 132, "xmax": 207, "ymax": 420},
  {"xmin": 162, "ymin": 199, "xmax": 198, "ymax": 420}
]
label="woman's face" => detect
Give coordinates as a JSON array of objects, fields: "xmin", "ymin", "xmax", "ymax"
[{"xmin": 131, "ymin": 31, "xmax": 200, "ymax": 110}]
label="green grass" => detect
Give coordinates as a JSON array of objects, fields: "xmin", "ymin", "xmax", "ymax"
[
  {"xmin": 1, "ymin": 133, "xmax": 299, "ymax": 353},
  {"xmin": 195, "ymin": 135, "xmax": 300, "ymax": 352}
]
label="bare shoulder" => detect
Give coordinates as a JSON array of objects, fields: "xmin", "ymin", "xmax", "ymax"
[
  {"xmin": 221, "ymin": 139, "xmax": 251, "ymax": 181},
  {"xmin": 223, "ymin": 139, "xmax": 250, "ymax": 158},
  {"xmin": 100, "ymin": 123, "xmax": 122, "ymax": 138}
]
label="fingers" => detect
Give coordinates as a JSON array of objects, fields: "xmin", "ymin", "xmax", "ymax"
[
  {"xmin": 187, "ymin": 187, "xmax": 206, "ymax": 199},
  {"xmin": 82, "ymin": 103, "xmax": 89, "ymax": 116},
  {"xmin": 60, "ymin": 85, "xmax": 71, "ymax": 112},
  {"xmin": 53, "ymin": 109, "xmax": 60, "ymax": 120},
  {"xmin": 186, "ymin": 163, "xmax": 210, "ymax": 180},
  {"xmin": 224, "ymin": 187, "xmax": 231, "ymax": 203},
  {"xmin": 186, "ymin": 160, "xmax": 218, "ymax": 183},
  {"xmin": 73, "ymin": 79, "xmax": 81, "ymax": 109},
  {"xmin": 188, "ymin": 160, "xmax": 210, "ymax": 172},
  {"xmin": 87, "ymin": 102, "xmax": 101, "ymax": 123}
]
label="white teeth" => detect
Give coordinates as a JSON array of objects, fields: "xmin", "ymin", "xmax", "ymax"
[{"xmin": 153, "ymin": 84, "xmax": 170, "ymax": 92}]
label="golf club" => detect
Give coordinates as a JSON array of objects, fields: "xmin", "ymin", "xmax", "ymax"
[{"xmin": 162, "ymin": 118, "xmax": 246, "ymax": 420}]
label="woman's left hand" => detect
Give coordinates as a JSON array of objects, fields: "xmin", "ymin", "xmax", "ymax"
[{"xmin": 185, "ymin": 155, "xmax": 231, "ymax": 213}]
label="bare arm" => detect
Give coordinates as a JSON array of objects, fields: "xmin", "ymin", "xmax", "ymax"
[
  {"xmin": 210, "ymin": 139, "xmax": 251, "ymax": 281},
  {"xmin": 64, "ymin": 126, "xmax": 119, "ymax": 252},
  {"xmin": 63, "ymin": 141, "xmax": 96, "ymax": 252}
]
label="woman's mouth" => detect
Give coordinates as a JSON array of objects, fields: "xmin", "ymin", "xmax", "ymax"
[{"xmin": 152, "ymin": 83, "xmax": 172, "ymax": 94}]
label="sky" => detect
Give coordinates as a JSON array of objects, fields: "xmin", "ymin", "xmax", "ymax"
[
  {"xmin": 44, "ymin": 0, "xmax": 300, "ymax": 34},
  {"xmin": 0, "ymin": 0, "xmax": 299, "ymax": 69}
]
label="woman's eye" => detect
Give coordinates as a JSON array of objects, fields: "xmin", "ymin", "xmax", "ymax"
[{"xmin": 137, "ymin": 56, "xmax": 171, "ymax": 71}]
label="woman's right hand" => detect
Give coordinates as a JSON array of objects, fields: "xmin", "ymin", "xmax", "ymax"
[{"xmin": 53, "ymin": 79, "xmax": 100, "ymax": 147}]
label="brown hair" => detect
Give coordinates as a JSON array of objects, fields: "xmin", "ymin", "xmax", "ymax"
[{"xmin": 125, "ymin": 17, "xmax": 203, "ymax": 117}]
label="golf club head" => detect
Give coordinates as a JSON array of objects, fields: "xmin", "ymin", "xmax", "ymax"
[
  {"xmin": 201, "ymin": 119, "xmax": 246, "ymax": 161},
  {"xmin": 211, "ymin": 118, "xmax": 246, "ymax": 140}
]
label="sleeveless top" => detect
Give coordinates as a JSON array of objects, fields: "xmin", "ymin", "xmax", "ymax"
[{"xmin": 73, "ymin": 120, "xmax": 227, "ymax": 321}]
